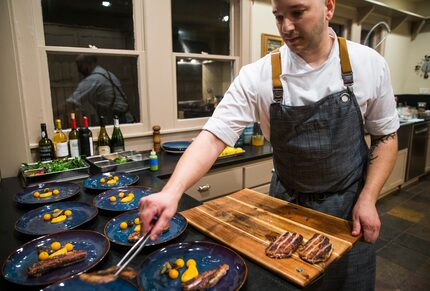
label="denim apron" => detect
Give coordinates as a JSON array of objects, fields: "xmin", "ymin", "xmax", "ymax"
[{"xmin": 268, "ymin": 38, "xmax": 375, "ymax": 291}]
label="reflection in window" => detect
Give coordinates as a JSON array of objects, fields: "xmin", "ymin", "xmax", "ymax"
[
  {"xmin": 176, "ymin": 58, "xmax": 233, "ymax": 119},
  {"xmin": 172, "ymin": 0, "xmax": 230, "ymax": 55},
  {"xmin": 329, "ymin": 23, "xmax": 345, "ymax": 37},
  {"xmin": 47, "ymin": 53, "xmax": 140, "ymax": 127},
  {"xmin": 41, "ymin": 0, "xmax": 134, "ymax": 49},
  {"xmin": 361, "ymin": 29, "xmax": 374, "ymax": 48}
]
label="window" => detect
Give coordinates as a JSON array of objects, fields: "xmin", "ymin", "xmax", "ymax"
[
  {"xmin": 329, "ymin": 23, "xmax": 345, "ymax": 37},
  {"xmin": 172, "ymin": 0, "xmax": 238, "ymax": 120},
  {"xmin": 41, "ymin": 0, "xmax": 141, "ymax": 127}
]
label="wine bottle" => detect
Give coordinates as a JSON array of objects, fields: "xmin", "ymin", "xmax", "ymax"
[
  {"xmin": 110, "ymin": 115, "xmax": 125, "ymax": 152},
  {"xmin": 53, "ymin": 119, "xmax": 69, "ymax": 159},
  {"xmin": 38, "ymin": 123, "xmax": 54, "ymax": 161},
  {"xmin": 68, "ymin": 113, "xmax": 80, "ymax": 157},
  {"xmin": 78, "ymin": 116, "xmax": 94, "ymax": 157},
  {"xmin": 98, "ymin": 116, "xmax": 111, "ymax": 155}
]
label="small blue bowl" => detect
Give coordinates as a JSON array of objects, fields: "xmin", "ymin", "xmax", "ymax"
[
  {"xmin": 161, "ymin": 141, "xmax": 192, "ymax": 153},
  {"xmin": 83, "ymin": 172, "xmax": 139, "ymax": 190},
  {"xmin": 2, "ymin": 230, "xmax": 110, "ymax": 286},
  {"xmin": 138, "ymin": 241, "xmax": 247, "ymax": 291},
  {"xmin": 94, "ymin": 187, "xmax": 154, "ymax": 212},
  {"xmin": 15, "ymin": 182, "xmax": 80, "ymax": 205},
  {"xmin": 15, "ymin": 201, "xmax": 98, "ymax": 235},
  {"xmin": 104, "ymin": 210, "xmax": 187, "ymax": 247},
  {"xmin": 42, "ymin": 276, "xmax": 137, "ymax": 291}
]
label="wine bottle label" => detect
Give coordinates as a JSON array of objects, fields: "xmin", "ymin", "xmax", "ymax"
[
  {"xmin": 89, "ymin": 137, "xmax": 94, "ymax": 156},
  {"xmin": 41, "ymin": 131, "xmax": 46, "ymax": 138},
  {"xmin": 98, "ymin": 145, "xmax": 111, "ymax": 155},
  {"xmin": 56, "ymin": 142, "xmax": 69, "ymax": 158},
  {"xmin": 112, "ymin": 145, "xmax": 125, "ymax": 153},
  {"xmin": 39, "ymin": 145, "xmax": 53, "ymax": 161},
  {"xmin": 69, "ymin": 139, "xmax": 80, "ymax": 157}
]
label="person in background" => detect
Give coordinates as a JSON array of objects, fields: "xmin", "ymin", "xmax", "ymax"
[
  {"xmin": 67, "ymin": 54, "xmax": 134, "ymax": 124},
  {"xmin": 139, "ymin": 0, "xmax": 399, "ymax": 289}
]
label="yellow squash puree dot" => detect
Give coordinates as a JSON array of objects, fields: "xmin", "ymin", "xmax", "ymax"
[{"xmin": 51, "ymin": 241, "xmax": 61, "ymax": 251}]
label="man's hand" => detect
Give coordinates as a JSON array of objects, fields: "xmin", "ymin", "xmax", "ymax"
[
  {"xmin": 138, "ymin": 191, "xmax": 179, "ymax": 241},
  {"xmin": 351, "ymin": 196, "xmax": 381, "ymax": 243}
]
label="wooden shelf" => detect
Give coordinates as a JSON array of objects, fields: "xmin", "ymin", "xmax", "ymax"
[{"xmin": 337, "ymin": 0, "xmax": 428, "ymax": 40}]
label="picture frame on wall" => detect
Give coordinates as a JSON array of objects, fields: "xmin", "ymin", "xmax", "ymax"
[{"xmin": 261, "ymin": 33, "xmax": 284, "ymax": 57}]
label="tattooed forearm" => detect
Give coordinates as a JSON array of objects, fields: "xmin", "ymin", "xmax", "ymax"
[{"xmin": 368, "ymin": 133, "xmax": 397, "ymax": 164}]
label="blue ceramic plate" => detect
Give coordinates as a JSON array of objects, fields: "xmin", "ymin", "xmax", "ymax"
[
  {"xmin": 83, "ymin": 172, "xmax": 139, "ymax": 190},
  {"xmin": 94, "ymin": 187, "xmax": 154, "ymax": 212},
  {"xmin": 161, "ymin": 141, "xmax": 192, "ymax": 154},
  {"xmin": 138, "ymin": 241, "xmax": 247, "ymax": 291},
  {"xmin": 104, "ymin": 210, "xmax": 187, "ymax": 247},
  {"xmin": 43, "ymin": 276, "xmax": 137, "ymax": 291},
  {"xmin": 15, "ymin": 182, "xmax": 80, "ymax": 205},
  {"xmin": 2, "ymin": 230, "xmax": 110, "ymax": 286},
  {"xmin": 15, "ymin": 201, "xmax": 98, "ymax": 235}
]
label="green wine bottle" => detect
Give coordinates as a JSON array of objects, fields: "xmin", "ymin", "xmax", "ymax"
[
  {"xmin": 38, "ymin": 123, "xmax": 54, "ymax": 161},
  {"xmin": 68, "ymin": 113, "xmax": 80, "ymax": 157},
  {"xmin": 111, "ymin": 115, "xmax": 125, "ymax": 152},
  {"xmin": 97, "ymin": 116, "xmax": 111, "ymax": 155}
]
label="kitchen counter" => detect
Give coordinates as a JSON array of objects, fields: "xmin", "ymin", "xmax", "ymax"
[{"xmin": 0, "ymin": 143, "xmax": 321, "ymax": 290}]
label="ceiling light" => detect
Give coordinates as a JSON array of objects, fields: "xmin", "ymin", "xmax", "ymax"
[
  {"xmin": 102, "ymin": 1, "xmax": 112, "ymax": 7},
  {"xmin": 222, "ymin": 15, "xmax": 229, "ymax": 22}
]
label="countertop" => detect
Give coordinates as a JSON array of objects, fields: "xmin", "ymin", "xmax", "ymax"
[{"xmin": 0, "ymin": 143, "xmax": 320, "ymax": 290}]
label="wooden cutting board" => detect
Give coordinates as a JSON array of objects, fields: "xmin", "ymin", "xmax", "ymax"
[{"xmin": 181, "ymin": 189, "xmax": 361, "ymax": 287}]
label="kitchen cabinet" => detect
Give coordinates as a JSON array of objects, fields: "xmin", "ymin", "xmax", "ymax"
[
  {"xmin": 379, "ymin": 148, "xmax": 408, "ymax": 198},
  {"xmin": 244, "ymin": 158, "xmax": 274, "ymax": 193},
  {"xmin": 186, "ymin": 167, "xmax": 243, "ymax": 201},
  {"xmin": 426, "ymin": 122, "xmax": 430, "ymax": 172},
  {"xmin": 186, "ymin": 157, "xmax": 273, "ymax": 201}
]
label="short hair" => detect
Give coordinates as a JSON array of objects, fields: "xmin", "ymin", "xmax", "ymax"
[{"xmin": 75, "ymin": 54, "xmax": 97, "ymax": 66}]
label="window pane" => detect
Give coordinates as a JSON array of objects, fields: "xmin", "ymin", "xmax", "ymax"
[
  {"xmin": 41, "ymin": 0, "xmax": 134, "ymax": 50},
  {"xmin": 47, "ymin": 53, "xmax": 140, "ymax": 128},
  {"xmin": 329, "ymin": 23, "xmax": 344, "ymax": 37},
  {"xmin": 172, "ymin": 0, "xmax": 230, "ymax": 55},
  {"xmin": 176, "ymin": 58, "xmax": 233, "ymax": 119},
  {"xmin": 361, "ymin": 29, "xmax": 374, "ymax": 47}
]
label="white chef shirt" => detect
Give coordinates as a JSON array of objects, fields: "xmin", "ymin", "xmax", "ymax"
[{"xmin": 203, "ymin": 30, "xmax": 400, "ymax": 147}]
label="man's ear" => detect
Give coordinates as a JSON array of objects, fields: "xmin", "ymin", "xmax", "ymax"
[{"xmin": 325, "ymin": 0, "xmax": 335, "ymax": 21}]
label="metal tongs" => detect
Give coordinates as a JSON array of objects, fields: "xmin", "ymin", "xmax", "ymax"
[{"xmin": 114, "ymin": 218, "xmax": 156, "ymax": 276}]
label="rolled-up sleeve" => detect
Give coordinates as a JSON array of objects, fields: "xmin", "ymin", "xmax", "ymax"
[{"xmin": 364, "ymin": 60, "xmax": 400, "ymax": 136}]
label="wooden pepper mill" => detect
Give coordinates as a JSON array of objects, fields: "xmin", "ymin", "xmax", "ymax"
[{"xmin": 152, "ymin": 125, "xmax": 161, "ymax": 154}]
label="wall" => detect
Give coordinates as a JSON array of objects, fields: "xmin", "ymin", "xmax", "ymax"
[
  {"xmin": 401, "ymin": 23, "xmax": 430, "ymax": 94},
  {"xmin": 0, "ymin": 0, "xmax": 31, "ymax": 178},
  {"xmin": 251, "ymin": 0, "xmax": 278, "ymax": 62},
  {"xmin": 250, "ymin": 0, "xmax": 430, "ymax": 95}
]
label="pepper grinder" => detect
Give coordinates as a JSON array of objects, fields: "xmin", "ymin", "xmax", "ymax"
[{"xmin": 152, "ymin": 125, "xmax": 161, "ymax": 154}]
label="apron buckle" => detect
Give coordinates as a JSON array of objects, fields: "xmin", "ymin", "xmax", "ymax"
[{"xmin": 273, "ymin": 88, "xmax": 283, "ymax": 102}]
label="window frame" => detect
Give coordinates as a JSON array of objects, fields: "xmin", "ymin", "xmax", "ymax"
[
  {"xmin": 171, "ymin": 1, "xmax": 241, "ymax": 129},
  {"xmin": 27, "ymin": 0, "xmax": 149, "ymax": 148}
]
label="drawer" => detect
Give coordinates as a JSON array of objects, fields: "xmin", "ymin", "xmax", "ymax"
[
  {"xmin": 250, "ymin": 183, "xmax": 270, "ymax": 195},
  {"xmin": 244, "ymin": 158, "xmax": 273, "ymax": 188},
  {"xmin": 186, "ymin": 167, "xmax": 243, "ymax": 202}
]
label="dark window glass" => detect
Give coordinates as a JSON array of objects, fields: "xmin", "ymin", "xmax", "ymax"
[
  {"xmin": 41, "ymin": 0, "xmax": 134, "ymax": 50},
  {"xmin": 176, "ymin": 58, "xmax": 233, "ymax": 119},
  {"xmin": 361, "ymin": 29, "xmax": 374, "ymax": 47},
  {"xmin": 47, "ymin": 53, "xmax": 140, "ymax": 127},
  {"xmin": 329, "ymin": 23, "xmax": 344, "ymax": 37},
  {"xmin": 172, "ymin": 0, "xmax": 230, "ymax": 55}
]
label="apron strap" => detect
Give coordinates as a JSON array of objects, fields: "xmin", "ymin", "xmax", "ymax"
[
  {"xmin": 271, "ymin": 48, "xmax": 283, "ymax": 103},
  {"xmin": 337, "ymin": 37, "xmax": 354, "ymax": 89},
  {"xmin": 271, "ymin": 37, "xmax": 354, "ymax": 101}
]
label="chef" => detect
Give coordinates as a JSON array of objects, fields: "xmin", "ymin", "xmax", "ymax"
[{"xmin": 139, "ymin": 0, "xmax": 399, "ymax": 289}]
